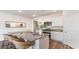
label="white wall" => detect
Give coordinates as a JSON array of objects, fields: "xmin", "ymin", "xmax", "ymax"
[
  {"xmin": 0, "ymin": 12, "xmax": 33, "ymax": 41},
  {"xmin": 63, "ymin": 11, "xmax": 79, "ymax": 48}
]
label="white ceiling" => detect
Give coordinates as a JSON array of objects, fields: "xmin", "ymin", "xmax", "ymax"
[{"xmin": 0, "ymin": 10, "xmax": 63, "ymax": 19}]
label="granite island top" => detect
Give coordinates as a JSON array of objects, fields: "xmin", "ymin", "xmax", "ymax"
[{"xmin": 3, "ymin": 33, "xmax": 49, "ymax": 49}]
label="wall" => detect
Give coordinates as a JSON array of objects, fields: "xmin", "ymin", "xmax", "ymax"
[
  {"xmin": 0, "ymin": 12, "xmax": 33, "ymax": 41},
  {"xmin": 63, "ymin": 11, "xmax": 79, "ymax": 48}
]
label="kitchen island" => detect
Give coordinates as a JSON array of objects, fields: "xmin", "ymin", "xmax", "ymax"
[{"xmin": 3, "ymin": 32, "xmax": 49, "ymax": 49}]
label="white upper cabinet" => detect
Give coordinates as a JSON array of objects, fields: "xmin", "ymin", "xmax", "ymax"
[{"xmin": 52, "ymin": 16, "xmax": 63, "ymax": 26}]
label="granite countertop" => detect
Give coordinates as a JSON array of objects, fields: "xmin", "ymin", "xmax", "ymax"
[{"xmin": 33, "ymin": 33, "xmax": 49, "ymax": 41}]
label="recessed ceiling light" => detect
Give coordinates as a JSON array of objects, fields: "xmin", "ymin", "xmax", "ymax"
[{"xmin": 18, "ymin": 10, "xmax": 22, "ymax": 13}]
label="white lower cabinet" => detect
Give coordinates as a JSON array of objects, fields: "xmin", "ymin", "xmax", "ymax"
[
  {"xmin": 39, "ymin": 35, "xmax": 49, "ymax": 49},
  {"xmin": 51, "ymin": 32, "xmax": 63, "ymax": 42}
]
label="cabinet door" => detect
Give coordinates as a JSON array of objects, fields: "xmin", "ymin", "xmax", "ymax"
[
  {"xmin": 34, "ymin": 21, "xmax": 38, "ymax": 32},
  {"xmin": 51, "ymin": 32, "xmax": 63, "ymax": 42},
  {"xmin": 52, "ymin": 16, "xmax": 63, "ymax": 26},
  {"xmin": 39, "ymin": 35, "xmax": 49, "ymax": 49}
]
